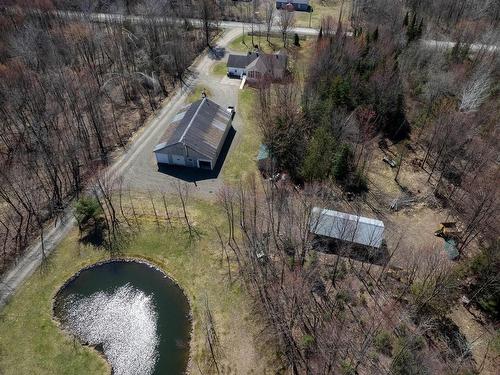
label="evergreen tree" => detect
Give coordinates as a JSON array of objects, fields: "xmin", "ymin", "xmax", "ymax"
[
  {"xmin": 294, "ymin": 33, "xmax": 300, "ymax": 47},
  {"xmin": 301, "ymin": 127, "xmax": 336, "ymax": 181},
  {"xmin": 416, "ymin": 18, "xmax": 424, "ymax": 38},
  {"xmin": 332, "ymin": 144, "xmax": 351, "ymax": 182},
  {"xmin": 403, "ymin": 11, "xmax": 409, "ymax": 26},
  {"xmin": 373, "ymin": 27, "xmax": 379, "ymax": 41},
  {"xmin": 318, "ymin": 27, "xmax": 323, "ymax": 40},
  {"xmin": 407, "ymin": 13, "xmax": 417, "ymax": 41}
]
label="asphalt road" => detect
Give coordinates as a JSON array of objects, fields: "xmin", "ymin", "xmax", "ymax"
[{"xmin": 10, "ymin": 7, "xmax": 499, "ymax": 52}]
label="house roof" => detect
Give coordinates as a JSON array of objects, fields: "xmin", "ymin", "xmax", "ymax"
[
  {"xmin": 227, "ymin": 52, "xmax": 259, "ymax": 69},
  {"xmin": 246, "ymin": 51, "xmax": 288, "ymax": 74},
  {"xmin": 227, "ymin": 51, "xmax": 288, "ymax": 73},
  {"xmin": 310, "ymin": 207, "xmax": 385, "ymax": 248},
  {"xmin": 153, "ymin": 98, "xmax": 231, "ymax": 159}
]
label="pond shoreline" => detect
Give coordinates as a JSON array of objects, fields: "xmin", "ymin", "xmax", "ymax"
[{"xmin": 51, "ymin": 257, "xmax": 194, "ymax": 375}]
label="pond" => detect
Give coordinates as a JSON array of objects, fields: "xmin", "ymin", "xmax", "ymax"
[{"xmin": 53, "ymin": 260, "xmax": 191, "ymax": 375}]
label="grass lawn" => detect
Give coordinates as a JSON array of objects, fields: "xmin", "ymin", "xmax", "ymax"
[
  {"xmin": 295, "ymin": 0, "xmax": 347, "ymax": 28},
  {"xmin": 186, "ymin": 85, "xmax": 212, "ymax": 103},
  {"xmin": 211, "ymin": 61, "xmax": 227, "ymax": 77},
  {"xmin": 0, "ymin": 198, "xmax": 276, "ymax": 374},
  {"xmin": 228, "ymin": 33, "xmax": 290, "ymax": 53},
  {"xmin": 222, "ymin": 88, "xmax": 261, "ymax": 183}
]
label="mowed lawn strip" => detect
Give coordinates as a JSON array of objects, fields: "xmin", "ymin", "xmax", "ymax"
[
  {"xmin": 222, "ymin": 88, "xmax": 261, "ymax": 183},
  {"xmin": 0, "ymin": 199, "xmax": 275, "ymax": 374}
]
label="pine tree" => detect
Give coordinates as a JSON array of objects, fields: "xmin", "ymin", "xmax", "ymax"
[
  {"xmin": 373, "ymin": 27, "xmax": 379, "ymax": 41},
  {"xmin": 294, "ymin": 33, "xmax": 300, "ymax": 47},
  {"xmin": 417, "ymin": 18, "xmax": 424, "ymax": 38},
  {"xmin": 403, "ymin": 11, "xmax": 409, "ymax": 26},
  {"xmin": 332, "ymin": 144, "xmax": 352, "ymax": 183},
  {"xmin": 318, "ymin": 27, "xmax": 323, "ymax": 40},
  {"xmin": 407, "ymin": 13, "xmax": 417, "ymax": 41}
]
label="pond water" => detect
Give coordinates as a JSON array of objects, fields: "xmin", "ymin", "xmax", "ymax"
[{"xmin": 54, "ymin": 261, "xmax": 191, "ymax": 375}]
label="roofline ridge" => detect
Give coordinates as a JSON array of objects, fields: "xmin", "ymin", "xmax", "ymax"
[{"xmin": 179, "ymin": 97, "xmax": 206, "ymax": 144}]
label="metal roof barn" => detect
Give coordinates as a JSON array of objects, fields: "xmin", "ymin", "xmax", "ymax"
[
  {"xmin": 310, "ymin": 207, "xmax": 385, "ymax": 249},
  {"xmin": 153, "ymin": 98, "xmax": 232, "ymax": 169}
]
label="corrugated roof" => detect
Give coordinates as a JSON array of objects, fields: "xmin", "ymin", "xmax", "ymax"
[
  {"xmin": 153, "ymin": 98, "xmax": 231, "ymax": 159},
  {"xmin": 310, "ymin": 207, "xmax": 385, "ymax": 248}
]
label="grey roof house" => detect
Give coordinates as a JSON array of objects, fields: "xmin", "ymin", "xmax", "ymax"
[
  {"xmin": 310, "ymin": 207, "xmax": 385, "ymax": 249},
  {"xmin": 227, "ymin": 51, "xmax": 288, "ymax": 83},
  {"xmin": 153, "ymin": 98, "xmax": 232, "ymax": 170}
]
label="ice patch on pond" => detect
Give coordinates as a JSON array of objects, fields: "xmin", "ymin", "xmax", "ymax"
[{"xmin": 63, "ymin": 284, "xmax": 159, "ymax": 375}]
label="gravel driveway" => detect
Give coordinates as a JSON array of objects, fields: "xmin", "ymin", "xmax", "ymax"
[{"xmin": 121, "ymin": 28, "xmax": 243, "ymax": 199}]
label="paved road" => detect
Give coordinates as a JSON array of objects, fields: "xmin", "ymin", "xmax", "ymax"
[
  {"xmin": 7, "ymin": 7, "xmax": 498, "ymax": 52},
  {"xmin": 0, "ymin": 27, "xmax": 240, "ymax": 309}
]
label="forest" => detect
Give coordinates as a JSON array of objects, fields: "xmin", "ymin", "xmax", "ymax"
[
  {"xmin": 247, "ymin": 0, "xmax": 499, "ymax": 373},
  {"xmin": 0, "ymin": 4, "xmax": 212, "ymax": 272}
]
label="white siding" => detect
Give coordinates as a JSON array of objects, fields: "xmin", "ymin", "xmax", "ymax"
[{"xmin": 228, "ymin": 67, "xmax": 245, "ymax": 77}]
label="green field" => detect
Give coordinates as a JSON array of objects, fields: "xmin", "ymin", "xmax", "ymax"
[
  {"xmin": 211, "ymin": 61, "xmax": 227, "ymax": 77},
  {"xmin": 228, "ymin": 33, "xmax": 289, "ymax": 53},
  {"xmin": 0, "ymin": 199, "xmax": 274, "ymax": 374}
]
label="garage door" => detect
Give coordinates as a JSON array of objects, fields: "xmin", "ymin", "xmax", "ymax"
[
  {"xmin": 171, "ymin": 155, "xmax": 186, "ymax": 166},
  {"xmin": 155, "ymin": 153, "xmax": 169, "ymax": 164}
]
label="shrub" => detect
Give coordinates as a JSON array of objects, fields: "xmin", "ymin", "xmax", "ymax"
[
  {"xmin": 340, "ymin": 361, "xmax": 356, "ymax": 375},
  {"xmin": 373, "ymin": 330, "xmax": 393, "ymax": 356},
  {"xmin": 74, "ymin": 196, "xmax": 103, "ymax": 229},
  {"xmin": 301, "ymin": 334, "xmax": 315, "ymax": 349},
  {"xmin": 390, "ymin": 332, "xmax": 428, "ymax": 375}
]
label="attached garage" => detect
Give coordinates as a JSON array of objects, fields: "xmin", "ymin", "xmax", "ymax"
[{"xmin": 153, "ymin": 98, "xmax": 232, "ymax": 170}]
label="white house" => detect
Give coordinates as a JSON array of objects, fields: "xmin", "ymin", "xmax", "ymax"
[
  {"xmin": 227, "ymin": 51, "xmax": 288, "ymax": 83},
  {"xmin": 310, "ymin": 207, "xmax": 385, "ymax": 249}
]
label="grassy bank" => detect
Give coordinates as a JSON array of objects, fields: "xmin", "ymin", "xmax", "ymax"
[
  {"xmin": 0, "ymin": 199, "xmax": 275, "ymax": 374},
  {"xmin": 222, "ymin": 88, "xmax": 261, "ymax": 183}
]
